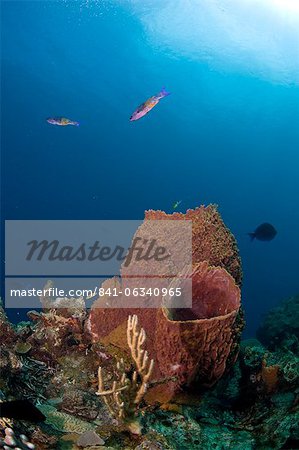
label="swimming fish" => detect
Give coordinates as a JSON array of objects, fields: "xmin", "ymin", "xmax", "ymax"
[
  {"xmin": 0, "ymin": 400, "xmax": 46, "ymax": 423},
  {"xmin": 130, "ymin": 87, "xmax": 171, "ymax": 121},
  {"xmin": 47, "ymin": 117, "xmax": 79, "ymax": 127},
  {"xmin": 173, "ymin": 200, "xmax": 182, "ymax": 210},
  {"xmin": 248, "ymin": 223, "xmax": 277, "ymax": 241}
]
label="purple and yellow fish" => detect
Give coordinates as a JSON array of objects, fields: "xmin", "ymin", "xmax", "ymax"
[
  {"xmin": 130, "ymin": 87, "xmax": 171, "ymax": 121},
  {"xmin": 47, "ymin": 117, "xmax": 80, "ymax": 127}
]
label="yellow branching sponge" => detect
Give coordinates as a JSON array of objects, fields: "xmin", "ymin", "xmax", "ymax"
[{"xmin": 96, "ymin": 315, "xmax": 154, "ymax": 433}]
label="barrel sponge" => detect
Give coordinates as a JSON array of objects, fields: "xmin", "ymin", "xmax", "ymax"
[
  {"xmin": 144, "ymin": 205, "xmax": 242, "ymax": 286},
  {"xmin": 87, "ymin": 262, "xmax": 241, "ymax": 398},
  {"xmin": 155, "ymin": 261, "xmax": 241, "ymax": 388},
  {"xmin": 87, "ymin": 205, "xmax": 242, "ymax": 400}
]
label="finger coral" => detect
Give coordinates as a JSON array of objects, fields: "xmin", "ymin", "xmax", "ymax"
[{"xmin": 96, "ymin": 315, "xmax": 154, "ymax": 431}]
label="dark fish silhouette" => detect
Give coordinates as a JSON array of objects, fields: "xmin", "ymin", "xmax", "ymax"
[
  {"xmin": 248, "ymin": 223, "xmax": 277, "ymax": 241},
  {"xmin": 0, "ymin": 400, "xmax": 46, "ymax": 423}
]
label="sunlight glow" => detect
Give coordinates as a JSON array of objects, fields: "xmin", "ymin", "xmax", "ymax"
[
  {"xmin": 127, "ymin": 0, "xmax": 299, "ymax": 85},
  {"xmin": 271, "ymin": 0, "xmax": 299, "ymax": 14}
]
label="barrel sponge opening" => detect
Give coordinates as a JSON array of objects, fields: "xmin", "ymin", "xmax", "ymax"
[{"xmin": 166, "ymin": 261, "xmax": 241, "ymax": 322}]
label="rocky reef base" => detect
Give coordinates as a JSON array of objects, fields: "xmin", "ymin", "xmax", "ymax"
[{"xmin": 0, "ymin": 295, "xmax": 298, "ymax": 450}]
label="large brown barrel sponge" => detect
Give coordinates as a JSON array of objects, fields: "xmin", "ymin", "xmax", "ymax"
[
  {"xmin": 144, "ymin": 205, "xmax": 242, "ymax": 286},
  {"xmin": 155, "ymin": 261, "xmax": 241, "ymax": 388},
  {"xmin": 87, "ymin": 262, "xmax": 241, "ymax": 399},
  {"xmin": 87, "ymin": 205, "xmax": 243, "ymax": 400}
]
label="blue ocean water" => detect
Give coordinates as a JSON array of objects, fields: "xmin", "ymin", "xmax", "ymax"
[{"xmin": 1, "ymin": 0, "xmax": 299, "ymax": 337}]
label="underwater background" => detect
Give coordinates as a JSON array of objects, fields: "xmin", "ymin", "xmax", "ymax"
[
  {"xmin": 1, "ymin": 0, "xmax": 299, "ymax": 337},
  {"xmin": 1, "ymin": 2, "xmax": 299, "ymax": 450}
]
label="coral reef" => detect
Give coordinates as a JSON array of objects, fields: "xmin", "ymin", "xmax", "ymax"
[
  {"xmin": 25, "ymin": 303, "xmax": 88, "ymax": 364},
  {"xmin": 2, "ymin": 211, "xmax": 299, "ymax": 449},
  {"xmin": 76, "ymin": 430, "xmax": 105, "ymax": 447},
  {"xmin": 0, "ymin": 301, "xmax": 17, "ymax": 347},
  {"xmin": 261, "ymin": 359, "xmax": 279, "ymax": 393},
  {"xmin": 257, "ymin": 294, "xmax": 299, "ymax": 352},
  {"xmin": 1, "ymin": 288, "xmax": 299, "ymax": 449},
  {"xmin": 143, "ymin": 328, "xmax": 298, "ymax": 450},
  {"xmin": 96, "ymin": 315, "xmax": 154, "ymax": 433},
  {"xmin": 0, "ymin": 427, "xmax": 35, "ymax": 449},
  {"xmin": 37, "ymin": 404, "xmax": 96, "ymax": 433}
]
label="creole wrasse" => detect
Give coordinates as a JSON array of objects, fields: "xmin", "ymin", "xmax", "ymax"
[
  {"xmin": 47, "ymin": 117, "xmax": 80, "ymax": 127},
  {"xmin": 130, "ymin": 87, "xmax": 171, "ymax": 121}
]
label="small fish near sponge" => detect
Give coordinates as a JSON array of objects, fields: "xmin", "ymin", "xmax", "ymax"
[{"xmin": 87, "ymin": 206, "xmax": 243, "ymax": 401}]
